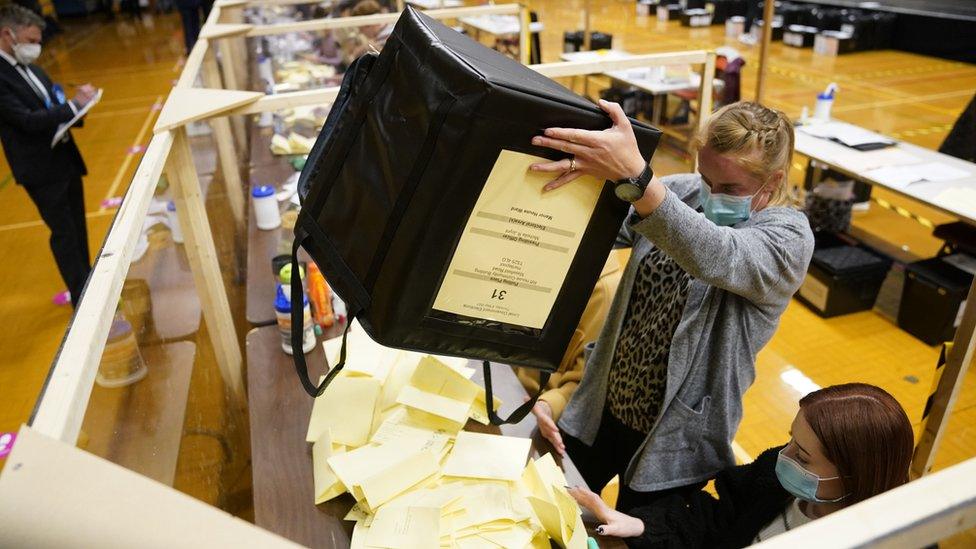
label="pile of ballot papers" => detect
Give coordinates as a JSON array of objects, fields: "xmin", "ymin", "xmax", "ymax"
[
  {"xmin": 273, "ymin": 61, "xmax": 338, "ymax": 94},
  {"xmin": 270, "ymin": 105, "xmax": 331, "ymax": 156},
  {"xmin": 271, "ymin": 132, "xmax": 316, "ymax": 155},
  {"xmin": 306, "ymin": 323, "xmax": 589, "ymax": 548}
]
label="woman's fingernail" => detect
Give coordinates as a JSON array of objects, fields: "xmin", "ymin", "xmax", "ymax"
[
  {"xmin": 532, "ymin": 137, "xmax": 541, "ymax": 144},
  {"xmin": 545, "ymin": 129, "xmax": 553, "ymax": 136}
]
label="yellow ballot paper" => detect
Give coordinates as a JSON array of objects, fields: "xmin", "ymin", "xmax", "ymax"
[
  {"xmin": 366, "ymin": 505, "xmax": 440, "ymax": 549},
  {"xmin": 306, "ymin": 374, "xmax": 382, "ymax": 446},
  {"xmin": 379, "ymin": 352, "xmax": 421, "ymax": 411},
  {"xmin": 469, "ymin": 388, "xmax": 503, "ymax": 425},
  {"xmin": 521, "ymin": 452, "xmax": 568, "ymax": 501},
  {"xmin": 328, "ymin": 440, "xmax": 425, "ymax": 492},
  {"xmin": 411, "ymin": 356, "xmax": 481, "ymax": 404},
  {"xmin": 432, "ymin": 149, "xmax": 603, "ymax": 329},
  {"xmin": 370, "ymin": 406, "xmax": 452, "ymax": 450},
  {"xmin": 565, "ymin": 513, "xmax": 588, "ymax": 549},
  {"xmin": 397, "ymin": 385, "xmax": 473, "ymax": 425},
  {"xmin": 527, "ymin": 494, "xmax": 564, "ymax": 545},
  {"xmin": 358, "ymin": 450, "xmax": 441, "ymax": 510},
  {"xmin": 323, "ymin": 321, "xmax": 400, "ymax": 382},
  {"xmin": 312, "ymin": 430, "xmax": 347, "ymax": 504},
  {"xmin": 443, "ymin": 431, "xmax": 531, "ymax": 481}
]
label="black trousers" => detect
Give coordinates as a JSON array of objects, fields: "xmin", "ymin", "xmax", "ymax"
[
  {"xmin": 177, "ymin": 0, "xmax": 213, "ymax": 53},
  {"xmin": 562, "ymin": 409, "xmax": 706, "ymax": 513},
  {"xmin": 23, "ymin": 175, "xmax": 91, "ymax": 306}
]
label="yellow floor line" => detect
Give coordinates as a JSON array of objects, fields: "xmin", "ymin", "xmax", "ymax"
[
  {"xmin": 98, "ymin": 95, "xmax": 163, "ymax": 212},
  {"xmin": 833, "ymin": 89, "xmax": 975, "ymax": 115},
  {"xmin": 0, "ymin": 210, "xmax": 116, "ymax": 233},
  {"xmin": 87, "ymin": 105, "xmax": 162, "ymax": 119}
]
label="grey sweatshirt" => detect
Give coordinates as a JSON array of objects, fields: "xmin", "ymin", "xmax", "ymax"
[{"xmin": 557, "ymin": 173, "xmax": 814, "ymax": 492}]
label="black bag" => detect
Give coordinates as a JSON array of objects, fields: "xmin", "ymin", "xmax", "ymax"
[{"xmin": 290, "ymin": 7, "xmax": 661, "ymax": 423}]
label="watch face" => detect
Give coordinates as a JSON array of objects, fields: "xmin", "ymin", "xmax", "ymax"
[{"xmin": 615, "ymin": 182, "xmax": 643, "ymax": 202}]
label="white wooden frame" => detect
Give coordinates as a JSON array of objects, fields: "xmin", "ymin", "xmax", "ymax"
[{"xmin": 15, "ymin": 1, "xmax": 976, "ymax": 545}]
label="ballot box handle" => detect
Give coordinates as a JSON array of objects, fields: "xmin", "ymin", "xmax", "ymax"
[
  {"xmin": 483, "ymin": 360, "xmax": 551, "ymax": 425},
  {"xmin": 291, "ymin": 233, "xmax": 360, "ymax": 397}
]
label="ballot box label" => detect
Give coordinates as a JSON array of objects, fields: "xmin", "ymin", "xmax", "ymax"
[{"xmin": 432, "ymin": 149, "xmax": 601, "ymax": 329}]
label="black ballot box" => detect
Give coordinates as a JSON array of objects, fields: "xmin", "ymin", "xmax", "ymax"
[
  {"xmin": 784, "ymin": 24, "xmax": 818, "ymax": 47},
  {"xmin": 898, "ymin": 257, "xmax": 975, "ymax": 345},
  {"xmin": 796, "ymin": 245, "xmax": 891, "ymax": 318},
  {"xmin": 293, "ymin": 7, "xmax": 662, "ymax": 400}
]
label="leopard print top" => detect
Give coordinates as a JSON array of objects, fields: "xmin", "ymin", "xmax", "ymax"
[{"xmin": 606, "ymin": 245, "xmax": 692, "ymax": 433}]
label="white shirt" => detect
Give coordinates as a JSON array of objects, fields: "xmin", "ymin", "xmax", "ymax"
[{"xmin": 753, "ymin": 498, "xmax": 815, "ymax": 543}]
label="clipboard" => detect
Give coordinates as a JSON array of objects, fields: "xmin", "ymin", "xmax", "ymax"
[{"xmin": 51, "ymin": 88, "xmax": 102, "ymax": 148}]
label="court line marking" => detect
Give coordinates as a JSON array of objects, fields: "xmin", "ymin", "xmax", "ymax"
[
  {"xmin": 0, "ymin": 210, "xmax": 116, "ymax": 233},
  {"xmin": 99, "ymin": 94, "xmax": 163, "ymax": 212},
  {"xmin": 833, "ymin": 89, "xmax": 976, "ymax": 114}
]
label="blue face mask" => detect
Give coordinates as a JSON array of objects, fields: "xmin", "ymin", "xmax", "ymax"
[
  {"xmin": 700, "ymin": 180, "xmax": 760, "ymax": 227},
  {"xmin": 775, "ymin": 448, "xmax": 848, "ymax": 503}
]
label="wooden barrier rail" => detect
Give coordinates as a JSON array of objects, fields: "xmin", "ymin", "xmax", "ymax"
[{"xmin": 17, "ymin": 1, "xmax": 976, "ymax": 546}]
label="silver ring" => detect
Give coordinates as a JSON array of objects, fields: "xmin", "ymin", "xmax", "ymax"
[{"xmin": 569, "ymin": 157, "xmax": 577, "ymax": 172}]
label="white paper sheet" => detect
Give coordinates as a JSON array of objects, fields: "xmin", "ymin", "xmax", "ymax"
[
  {"xmin": 865, "ymin": 162, "xmax": 970, "ymax": 189},
  {"xmin": 798, "ymin": 121, "xmax": 894, "ymax": 148}
]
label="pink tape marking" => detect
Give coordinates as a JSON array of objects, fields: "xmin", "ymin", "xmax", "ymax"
[
  {"xmin": 101, "ymin": 196, "xmax": 123, "ymax": 208},
  {"xmin": 0, "ymin": 432, "xmax": 14, "ymax": 458}
]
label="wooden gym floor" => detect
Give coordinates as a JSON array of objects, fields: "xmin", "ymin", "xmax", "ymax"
[{"xmin": 0, "ymin": 1, "xmax": 973, "ymax": 542}]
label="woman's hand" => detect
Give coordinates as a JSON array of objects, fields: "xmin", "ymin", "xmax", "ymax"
[
  {"xmin": 530, "ymin": 399, "xmax": 566, "ymax": 456},
  {"xmin": 530, "ymin": 99, "xmax": 647, "ymax": 192},
  {"xmin": 569, "ymin": 485, "xmax": 646, "ymax": 538}
]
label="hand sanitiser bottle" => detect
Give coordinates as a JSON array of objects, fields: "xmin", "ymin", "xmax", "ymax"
[{"xmin": 813, "ymin": 82, "xmax": 838, "ymax": 121}]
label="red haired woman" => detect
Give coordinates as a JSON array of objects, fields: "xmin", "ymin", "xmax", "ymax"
[{"xmin": 570, "ymin": 383, "xmax": 915, "ymax": 547}]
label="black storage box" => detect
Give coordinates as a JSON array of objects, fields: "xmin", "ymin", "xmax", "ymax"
[
  {"xmin": 563, "ymin": 30, "xmax": 613, "ymax": 52},
  {"xmin": 658, "ymin": 3, "xmax": 683, "ymax": 21},
  {"xmin": 814, "ymin": 30, "xmax": 856, "ymax": 55},
  {"xmin": 681, "ymin": 8, "xmax": 713, "ymax": 26},
  {"xmin": 796, "ymin": 245, "xmax": 891, "ymax": 317},
  {"xmin": 600, "ymin": 86, "xmax": 642, "ymax": 118},
  {"xmin": 778, "ymin": 2, "xmax": 807, "ymax": 27},
  {"xmin": 292, "ymin": 7, "xmax": 662, "ymax": 415},
  {"xmin": 839, "ymin": 9, "xmax": 871, "ymax": 51},
  {"xmin": 810, "ymin": 6, "xmax": 844, "ymax": 31},
  {"xmin": 784, "ymin": 24, "xmax": 818, "ymax": 47},
  {"xmin": 752, "ymin": 18, "xmax": 784, "ymax": 41},
  {"xmin": 898, "ymin": 257, "xmax": 974, "ymax": 345}
]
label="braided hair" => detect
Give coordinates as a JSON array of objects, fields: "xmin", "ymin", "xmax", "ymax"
[{"xmin": 693, "ymin": 101, "xmax": 797, "ymax": 208}]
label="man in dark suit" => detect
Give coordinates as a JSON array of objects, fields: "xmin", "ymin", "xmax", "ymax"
[{"xmin": 0, "ymin": 5, "xmax": 97, "ymax": 307}]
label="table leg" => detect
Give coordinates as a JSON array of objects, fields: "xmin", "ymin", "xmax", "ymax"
[{"xmin": 652, "ymin": 94, "xmax": 665, "ymax": 127}]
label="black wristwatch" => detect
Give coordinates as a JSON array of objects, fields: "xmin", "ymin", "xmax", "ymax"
[{"xmin": 613, "ymin": 164, "xmax": 653, "ymax": 202}]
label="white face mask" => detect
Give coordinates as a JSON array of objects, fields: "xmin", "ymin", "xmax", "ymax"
[{"xmin": 6, "ymin": 29, "xmax": 40, "ymax": 65}]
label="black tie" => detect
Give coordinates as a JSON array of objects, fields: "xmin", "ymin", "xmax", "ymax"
[{"xmin": 15, "ymin": 63, "xmax": 48, "ymax": 105}]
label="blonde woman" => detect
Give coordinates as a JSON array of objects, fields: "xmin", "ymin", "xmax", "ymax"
[{"xmin": 528, "ymin": 101, "xmax": 815, "ymax": 512}]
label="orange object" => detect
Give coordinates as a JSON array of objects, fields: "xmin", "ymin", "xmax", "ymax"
[{"xmin": 307, "ymin": 262, "xmax": 335, "ymax": 328}]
